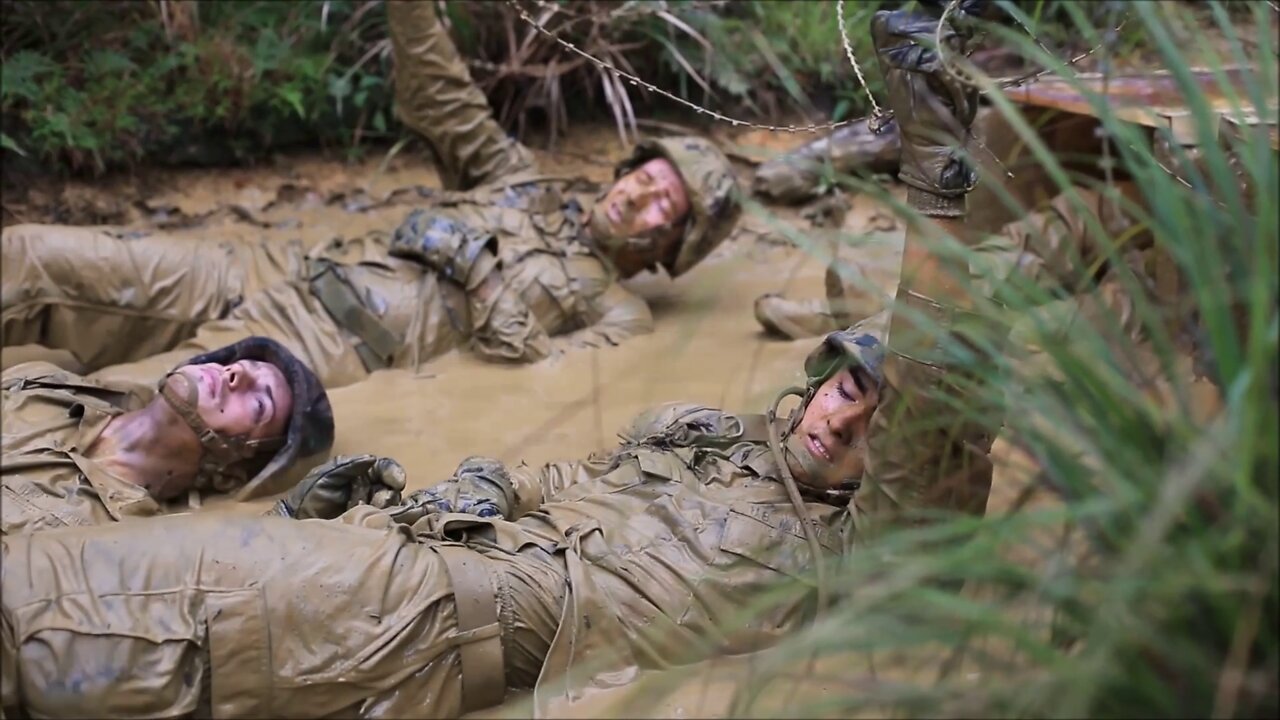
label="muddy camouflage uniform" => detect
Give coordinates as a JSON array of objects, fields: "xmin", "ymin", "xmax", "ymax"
[
  {"xmin": 0, "ymin": 362, "xmax": 160, "ymax": 536},
  {"xmin": 0, "ymin": 319, "xmax": 901, "ymax": 719},
  {"xmin": 0, "ymin": 1, "xmax": 738, "ymax": 390}
]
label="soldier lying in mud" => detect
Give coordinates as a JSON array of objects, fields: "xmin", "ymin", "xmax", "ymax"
[
  {"xmin": 0, "ymin": 316, "xmax": 988, "ymax": 719},
  {"xmin": 1, "ymin": 0, "xmax": 742, "ymax": 390},
  {"xmin": 1, "ymin": 336, "xmax": 334, "ymax": 535},
  {"xmin": 755, "ymin": 180, "xmax": 1153, "ymax": 343}
]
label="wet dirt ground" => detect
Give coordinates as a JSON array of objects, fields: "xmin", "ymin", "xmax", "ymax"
[{"xmin": 0, "ymin": 122, "xmax": 1220, "ymax": 717}]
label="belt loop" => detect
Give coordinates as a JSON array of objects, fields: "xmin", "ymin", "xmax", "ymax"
[{"xmin": 435, "ymin": 544, "xmax": 507, "ymax": 713}]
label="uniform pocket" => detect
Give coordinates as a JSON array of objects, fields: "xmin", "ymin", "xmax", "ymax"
[
  {"xmin": 205, "ymin": 588, "xmax": 273, "ymax": 718},
  {"xmin": 1, "ymin": 481, "xmax": 86, "ymax": 535},
  {"xmin": 719, "ymin": 504, "xmax": 840, "ymax": 583},
  {"xmin": 8, "ymin": 587, "xmax": 271, "ymax": 719},
  {"xmin": 10, "ymin": 590, "xmax": 207, "ymax": 718}
]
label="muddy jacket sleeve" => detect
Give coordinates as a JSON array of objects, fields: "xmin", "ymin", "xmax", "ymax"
[
  {"xmin": 386, "ymin": 0, "xmax": 535, "ymax": 191},
  {"xmin": 373, "ymin": 405, "xmax": 721, "ymax": 520},
  {"xmin": 550, "ymin": 282, "xmax": 654, "ymax": 353},
  {"xmin": 506, "ymin": 459, "xmax": 613, "ymax": 518},
  {"xmin": 501, "ymin": 401, "xmax": 704, "ymax": 516},
  {"xmin": 317, "ymin": 459, "xmax": 590, "ymax": 525}
]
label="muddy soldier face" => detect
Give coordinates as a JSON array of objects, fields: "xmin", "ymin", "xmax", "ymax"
[
  {"xmin": 0, "ymin": 319, "xmax": 894, "ymax": 720},
  {"xmin": 587, "ymin": 137, "xmax": 742, "ymax": 279},
  {"xmin": 171, "ymin": 360, "xmax": 293, "ymax": 450},
  {"xmin": 0, "ymin": 336, "xmax": 334, "ymax": 536},
  {"xmin": 2, "ymin": 0, "xmax": 742, "ymax": 390}
]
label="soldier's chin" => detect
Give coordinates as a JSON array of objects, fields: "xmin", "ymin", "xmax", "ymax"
[
  {"xmin": 586, "ymin": 207, "xmax": 618, "ymax": 244},
  {"xmin": 784, "ymin": 432, "xmax": 833, "ymax": 488}
]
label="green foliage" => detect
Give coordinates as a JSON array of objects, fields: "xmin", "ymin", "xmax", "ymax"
[
  {"xmin": 1, "ymin": 0, "xmax": 397, "ymax": 174},
  {"xmin": 620, "ymin": 0, "xmax": 888, "ymax": 121},
  {"xmin": 0, "ymin": 0, "xmax": 1224, "ymax": 177}
]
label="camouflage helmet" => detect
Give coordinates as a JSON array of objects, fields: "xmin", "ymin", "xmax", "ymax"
[
  {"xmin": 615, "ymin": 136, "xmax": 742, "ymax": 277},
  {"xmin": 179, "ymin": 336, "xmax": 335, "ymax": 501},
  {"xmin": 803, "ymin": 311, "xmax": 889, "ymax": 393}
]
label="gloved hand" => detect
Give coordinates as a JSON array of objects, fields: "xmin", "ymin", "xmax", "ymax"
[
  {"xmin": 382, "ymin": 456, "xmax": 516, "ymax": 525},
  {"xmin": 389, "ymin": 210, "xmax": 500, "ymax": 290},
  {"xmin": 451, "ymin": 456, "xmax": 517, "ymax": 514},
  {"xmin": 267, "ymin": 454, "xmax": 407, "ymax": 520},
  {"xmin": 872, "ymin": 2, "xmax": 989, "ymax": 211}
]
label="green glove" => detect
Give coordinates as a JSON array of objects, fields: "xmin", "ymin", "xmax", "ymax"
[{"xmin": 268, "ymin": 454, "xmax": 408, "ymax": 520}]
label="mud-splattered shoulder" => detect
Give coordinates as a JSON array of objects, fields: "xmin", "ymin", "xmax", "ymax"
[{"xmin": 617, "ymin": 403, "xmax": 764, "ymax": 451}]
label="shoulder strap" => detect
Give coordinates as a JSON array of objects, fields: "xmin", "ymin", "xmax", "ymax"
[{"xmin": 307, "ymin": 258, "xmax": 401, "ymax": 371}]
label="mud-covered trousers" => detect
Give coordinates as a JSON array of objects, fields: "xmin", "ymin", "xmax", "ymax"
[
  {"xmin": 0, "ymin": 512, "xmax": 565, "ymax": 718},
  {"xmin": 0, "ymin": 224, "xmax": 468, "ymax": 389},
  {"xmin": 0, "ymin": 226, "xmax": 305, "ymax": 372}
]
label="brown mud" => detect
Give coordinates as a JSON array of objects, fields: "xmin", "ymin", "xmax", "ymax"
[{"xmin": 0, "ymin": 122, "xmax": 1222, "ymax": 718}]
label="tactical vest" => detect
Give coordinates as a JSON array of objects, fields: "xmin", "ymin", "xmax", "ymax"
[{"xmin": 306, "ymin": 175, "xmax": 608, "ymax": 371}]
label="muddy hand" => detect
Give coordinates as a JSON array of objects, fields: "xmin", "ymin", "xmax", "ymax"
[
  {"xmin": 383, "ymin": 456, "xmax": 515, "ymax": 525},
  {"xmin": 269, "ymin": 454, "xmax": 408, "ymax": 520},
  {"xmin": 872, "ymin": 3, "xmax": 985, "ymax": 208}
]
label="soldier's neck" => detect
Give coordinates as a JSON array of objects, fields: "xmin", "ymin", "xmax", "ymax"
[
  {"xmin": 582, "ymin": 227, "xmax": 650, "ymax": 280},
  {"xmin": 87, "ymin": 402, "xmax": 201, "ymax": 500}
]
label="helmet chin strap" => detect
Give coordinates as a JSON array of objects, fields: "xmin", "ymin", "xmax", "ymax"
[
  {"xmin": 763, "ymin": 379, "xmax": 871, "ymax": 621},
  {"xmin": 765, "ymin": 385, "xmax": 830, "ymax": 619},
  {"xmin": 158, "ymin": 371, "xmax": 281, "ymax": 493}
]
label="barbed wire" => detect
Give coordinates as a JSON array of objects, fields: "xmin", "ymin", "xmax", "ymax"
[
  {"xmin": 507, "ymin": 0, "xmax": 1138, "ymax": 137},
  {"xmin": 504, "ymin": 0, "xmax": 859, "ymax": 133},
  {"xmin": 502, "ymin": 2, "xmax": 1227, "ymax": 207},
  {"xmin": 935, "ymin": 1, "xmax": 1132, "ymax": 93},
  {"xmin": 936, "ymin": 1, "xmax": 1215, "ymax": 196},
  {"xmin": 527, "ymin": 0, "xmax": 730, "ymax": 22},
  {"xmin": 836, "ymin": 0, "xmax": 885, "ymax": 124}
]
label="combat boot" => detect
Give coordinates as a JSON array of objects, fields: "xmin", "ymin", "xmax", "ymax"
[{"xmin": 754, "ymin": 295, "xmax": 839, "ymax": 339}]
